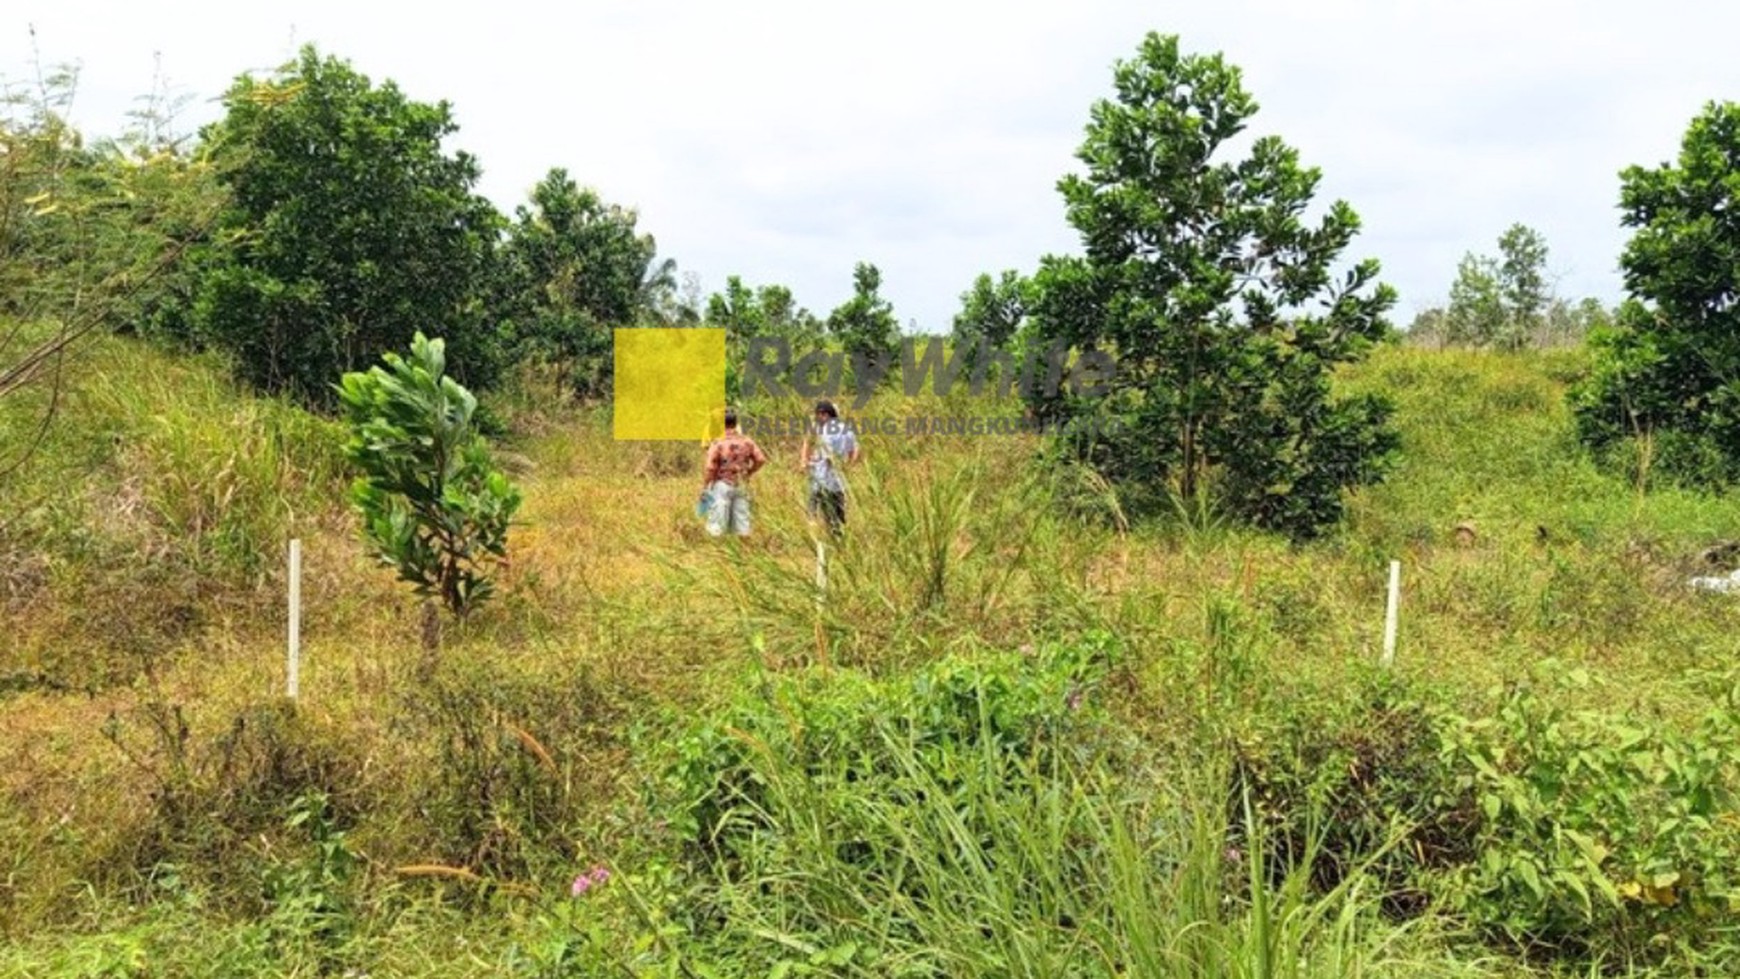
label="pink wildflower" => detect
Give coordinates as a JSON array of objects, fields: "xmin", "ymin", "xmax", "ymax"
[{"xmin": 572, "ymin": 864, "xmax": 610, "ymax": 897}]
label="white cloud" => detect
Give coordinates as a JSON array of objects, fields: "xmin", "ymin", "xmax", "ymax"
[{"xmin": 5, "ymin": 0, "xmax": 1738, "ymax": 329}]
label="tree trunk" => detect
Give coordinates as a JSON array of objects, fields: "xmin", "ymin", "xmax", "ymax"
[
  {"xmin": 1181, "ymin": 417, "xmax": 1198, "ymax": 501},
  {"xmin": 419, "ymin": 598, "xmax": 442, "ymax": 678}
]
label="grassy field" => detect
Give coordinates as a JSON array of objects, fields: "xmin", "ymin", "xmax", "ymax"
[{"xmin": 2, "ymin": 335, "xmax": 1738, "ymax": 976}]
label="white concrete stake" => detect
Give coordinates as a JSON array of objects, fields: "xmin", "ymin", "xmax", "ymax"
[
  {"xmin": 1381, "ymin": 559, "xmax": 1400, "ymax": 668},
  {"xmin": 814, "ymin": 539, "xmax": 827, "ymax": 605},
  {"xmin": 287, "ymin": 538, "xmax": 302, "ymax": 699}
]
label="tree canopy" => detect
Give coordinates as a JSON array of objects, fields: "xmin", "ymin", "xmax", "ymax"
[
  {"xmin": 186, "ymin": 45, "xmax": 506, "ymax": 407},
  {"xmin": 1026, "ymin": 32, "xmax": 1398, "ymax": 537},
  {"xmin": 826, "ymin": 261, "xmax": 901, "ymax": 387},
  {"xmin": 951, "ymin": 270, "xmax": 1030, "ymax": 373},
  {"xmin": 499, "ymin": 167, "xmax": 676, "ymax": 399},
  {"xmin": 1573, "ymin": 100, "xmax": 1740, "ymax": 487}
]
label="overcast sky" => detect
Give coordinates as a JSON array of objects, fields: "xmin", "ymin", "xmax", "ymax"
[{"xmin": 6, "ymin": 1, "xmax": 1736, "ymax": 331}]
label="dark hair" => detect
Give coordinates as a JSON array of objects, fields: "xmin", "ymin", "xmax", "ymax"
[
  {"xmin": 724, "ymin": 407, "xmax": 739, "ymax": 428},
  {"xmin": 814, "ymin": 400, "xmax": 838, "ymax": 420}
]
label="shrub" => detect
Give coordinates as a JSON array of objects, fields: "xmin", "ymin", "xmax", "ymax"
[
  {"xmin": 1437, "ymin": 668, "xmax": 1740, "ymax": 964},
  {"xmin": 337, "ymin": 331, "xmax": 522, "ymax": 651},
  {"xmin": 399, "ymin": 653, "xmax": 629, "ymax": 882},
  {"xmin": 96, "ymin": 698, "xmax": 368, "ymax": 913},
  {"xmin": 545, "ymin": 636, "xmax": 1448, "ymax": 977},
  {"xmin": 1230, "ymin": 672, "xmax": 1474, "ymax": 917},
  {"xmin": 659, "ymin": 637, "xmax": 1126, "ymax": 871}
]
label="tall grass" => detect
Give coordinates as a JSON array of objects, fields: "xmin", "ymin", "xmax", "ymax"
[
  {"xmin": 1, "ymin": 336, "xmax": 348, "ymax": 685},
  {"xmin": 580, "ymin": 648, "xmax": 1503, "ymax": 978},
  {"xmin": 6, "ymin": 341, "xmax": 1740, "ymax": 976},
  {"xmin": 676, "ymin": 442, "xmax": 1106, "ymax": 671}
]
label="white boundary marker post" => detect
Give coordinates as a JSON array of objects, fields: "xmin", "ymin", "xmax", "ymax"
[
  {"xmin": 812, "ymin": 538, "xmax": 831, "ymax": 668},
  {"xmin": 287, "ymin": 538, "xmax": 302, "ymax": 699},
  {"xmin": 1381, "ymin": 559, "xmax": 1400, "ymax": 668},
  {"xmin": 815, "ymin": 539, "xmax": 827, "ymax": 605}
]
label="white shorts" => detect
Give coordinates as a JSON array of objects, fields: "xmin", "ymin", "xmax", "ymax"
[{"xmin": 705, "ymin": 480, "xmax": 752, "ymax": 536}]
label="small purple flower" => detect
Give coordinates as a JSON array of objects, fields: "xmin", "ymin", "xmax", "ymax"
[
  {"xmin": 1065, "ymin": 686, "xmax": 1083, "ymax": 712},
  {"xmin": 572, "ymin": 864, "xmax": 610, "ymax": 897}
]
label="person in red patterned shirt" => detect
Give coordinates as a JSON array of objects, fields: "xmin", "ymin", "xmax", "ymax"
[{"xmin": 700, "ymin": 408, "xmax": 768, "ymax": 537}]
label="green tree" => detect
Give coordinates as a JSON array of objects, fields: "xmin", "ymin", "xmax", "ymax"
[
  {"xmin": 1445, "ymin": 252, "xmax": 1507, "ymax": 347},
  {"xmin": 1574, "ymin": 297, "xmax": 1615, "ymax": 335},
  {"xmin": 337, "ymin": 332, "xmax": 521, "ymax": 659},
  {"xmin": 1026, "ymin": 33, "xmax": 1397, "ymax": 538},
  {"xmin": 500, "ymin": 168, "xmax": 675, "ymax": 399},
  {"xmin": 826, "ymin": 261, "xmax": 900, "ymax": 389},
  {"xmin": 709, "ymin": 275, "xmax": 822, "ymax": 401},
  {"xmin": 187, "ymin": 45, "xmax": 505, "ymax": 407},
  {"xmin": 1573, "ymin": 101, "xmax": 1740, "ymax": 487},
  {"xmin": 707, "ymin": 276, "xmax": 820, "ymax": 346},
  {"xmin": 1435, "ymin": 225, "xmax": 1554, "ymax": 350},
  {"xmin": 951, "ymin": 270, "xmax": 1029, "ymax": 372},
  {"xmin": 706, "ymin": 275, "xmax": 766, "ymax": 352},
  {"xmin": 1497, "ymin": 222, "xmax": 1550, "ymax": 345},
  {"xmin": 754, "ymin": 283, "xmax": 822, "ymax": 341},
  {"xmin": 1540, "ymin": 296, "xmax": 1613, "ymax": 348}
]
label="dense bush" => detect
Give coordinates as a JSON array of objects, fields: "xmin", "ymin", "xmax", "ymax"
[
  {"xmin": 96, "ymin": 698, "xmax": 369, "ymax": 916},
  {"xmin": 1438, "ymin": 669, "xmax": 1740, "ymax": 966},
  {"xmin": 1233, "ymin": 665, "xmax": 1740, "ymax": 971},
  {"xmin": 1230, "ymin": 673, "xmax": 1475, "ymax": 917},
  {"xmin": 661, "ymin": 637, "xmax": 1125, "ymax": 869},
  {"xmin": 620, "ymin": 639, "xmax": 1145, "ymax": 974},
  {"xmin": 397, "ymin": 652, "xmax": 631, "ymax": 883}
]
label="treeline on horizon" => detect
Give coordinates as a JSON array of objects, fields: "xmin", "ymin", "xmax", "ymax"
[{"xmin": 4, "ymin": 34, "xmax": 1738, "ymax": 538}]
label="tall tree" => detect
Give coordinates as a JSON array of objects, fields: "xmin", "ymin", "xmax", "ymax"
[
  {"xmin": 1497, "ymin": 223, "xmax": 1550, "ymax": 343},
  {"xmin": 500, "ymin": 168, "xmax": 674, "ymax": 398},
  {"xmin": 754, "ymin": 283, "xmax": 821, "ymax": 340},
  {"xmin": 706, "ymin": 275, "xmax": 765, "ymax": 350},
  {"xmin": 951, "ymin": 270, "xmax": 1029, "ymax": 370},
  {"xmin": 826, "ymin": 261, "xmax": 900, "ymax": 388},
  {"xmin": 1027, "ymin": 32, "xmax": 1398, "ymax": 537},
  {"xmin": 709, "ymin": 275, "xmax": 822, "ymax": 401},
  {"xmin": 186, "ymin": 45, "xmax": 505, "ymax": 407},
  {"xmin": 1445, "ymin": 253, "xmax": 1507, "ymax": 347},
  {"xmin": 707, "ymin": 276, "xmax": 819, "ymax": 347},
  {"xmin": 1433, "ymin": 224, "xmax": 1554, "ymax": 349},
  {"xmin": 1573, "ymin": 101, "xmax": 1740, "ymax": 486}
]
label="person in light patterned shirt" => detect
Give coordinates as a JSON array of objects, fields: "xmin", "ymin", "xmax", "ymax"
[
  {"xmin": 800, "ymin": 400, "xmax": 859, "ymax": 539},
  {"xmin": 701, "ymin": 408, "xmax": 767, "ymax": 537}
]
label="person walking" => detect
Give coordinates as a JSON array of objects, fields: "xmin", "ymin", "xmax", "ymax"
[
  {"xmin": 701, "ymin": 408, "xmax": 767, "ymax": 537},
  {"xmin": 800, "ymin": 399, "xmax": 860, "ymax": 539}
]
